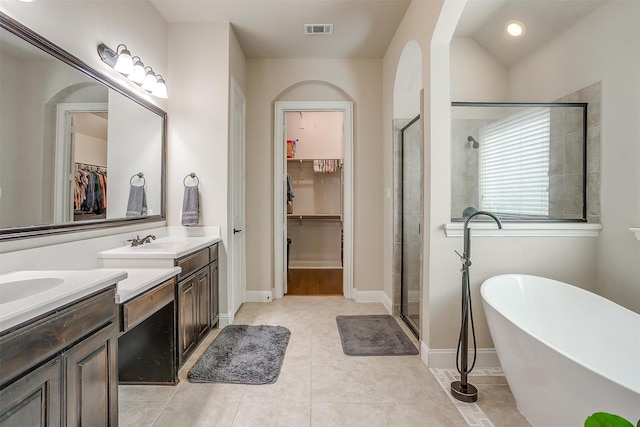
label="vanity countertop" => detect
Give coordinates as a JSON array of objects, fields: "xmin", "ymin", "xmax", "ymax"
[
  {"xmin": 98, "ymin": 236, "xmax": 221, "ymax": 260},
  {"xmin": 109, "ymin": 267, "xmax": 182, "ymax": 304},
  {"xmin": 0, "ymin": 269, "xmax": 128, "ymax": 333}
]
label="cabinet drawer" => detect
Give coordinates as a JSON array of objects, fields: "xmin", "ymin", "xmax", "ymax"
[
  {"xmin": 121, "ymin": 279, "xmax": 174, "ymax": 333},
  {"xmin": 0, "ymin": 288, "xmax": 116, "ymax": 386},
  {"xmin": 209, "ymin": 243, "xmax": 218, "ymax": 262},
  {"xmin": 176, "ymin": 248, "xmax": 209, "ymax": 278}
]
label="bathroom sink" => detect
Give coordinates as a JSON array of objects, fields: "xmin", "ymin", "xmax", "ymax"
[
  {"xmin": 134, "ymin": 241, "xmax": 189, "ymax": 250},
  {"xmin": 0, "ymin": 278, "xmax": 64, "ymax": 304}
]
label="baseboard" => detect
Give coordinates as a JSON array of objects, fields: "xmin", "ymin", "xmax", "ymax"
[
  {"xmin": 420, "ymin": 343, "xmax": 501, "ymax": 369},
  {"xmin": 353, "ymin": 289, "xmax": 392, "ymax": 314},
  {"xmin": 218, "ymin": 313, "xmax": 231, "ymax": 328},
  {"xmin": 245, "ymin": 290, "xmax": 273, "ymax": 303}
]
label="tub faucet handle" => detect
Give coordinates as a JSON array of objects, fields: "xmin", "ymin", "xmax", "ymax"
[{"xmin": 454, "ymin": 250, "xmax": 472, "ymax": 268}]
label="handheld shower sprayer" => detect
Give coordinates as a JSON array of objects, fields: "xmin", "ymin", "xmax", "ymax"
[{"xmin": 467, "ymin": 136, "xmax": 480, "ymax": 149}]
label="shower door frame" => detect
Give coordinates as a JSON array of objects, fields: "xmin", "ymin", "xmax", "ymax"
[{"xmin": 399, "ymin": 114, "xmax": 422, "ymax": 339}]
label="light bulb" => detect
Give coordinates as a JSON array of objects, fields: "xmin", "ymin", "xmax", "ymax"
[
  {"xmin": 141, "ymin": 68, "xmax": 157, "ymax": 92},
  {"xmin": 113, "ymin": 47, "xmax": 133, "ymax": 75},
  {"xmin": 128, "ymin": 57, "xmax": 146, "ymax": 84},
  {"xmin": 506, "ymin": 20, "xmax": 526, "ymax": 38},
  {"xmin": 152, "ymin": 75, "xmax": 168, "ymax": 98}
]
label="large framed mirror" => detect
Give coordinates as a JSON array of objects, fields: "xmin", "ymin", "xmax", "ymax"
[
  {"xmin": 0, "ymin": 12, "xmax": 166, "ymax": 240},
  {"xmin": 451, "ymin": 102, "xmax": 587, "ymax": 222}
]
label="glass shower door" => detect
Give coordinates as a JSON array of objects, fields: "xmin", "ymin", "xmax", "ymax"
[{"xmin": 400, "ymin": 115, "xmax": 421, "ymax": 337}]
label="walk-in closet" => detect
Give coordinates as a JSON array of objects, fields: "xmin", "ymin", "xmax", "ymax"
[
  {"xmin": 71, "ymin": 111, "xmax": 109, "ymax": 221},
  {"xmin": 285, "ymin": 111, "xmax": 343, "ymax": 295}
]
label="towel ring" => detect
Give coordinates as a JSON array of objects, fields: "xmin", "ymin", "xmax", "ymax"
[
  {"xmin": 183, "ymin": 172, "xmax": 199, "ymax": 187},
  {"xmin": 130, "ymin": 172, "xmax": 145, "ymax": 186}
]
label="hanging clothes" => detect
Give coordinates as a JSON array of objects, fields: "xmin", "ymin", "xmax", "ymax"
[{"xmin": 74, "ymin": 163, "xmax": 107, "ymax": 214}]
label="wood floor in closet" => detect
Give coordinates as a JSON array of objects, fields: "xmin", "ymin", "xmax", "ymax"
[{"xmin": 287, "ymin": 268, "xmax": 343, "ymax": 295}]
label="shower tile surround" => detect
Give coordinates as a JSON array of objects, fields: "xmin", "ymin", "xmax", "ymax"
[
  {"xmin": 118, "ymin": 296, "xmax": 529, "ymax": 426},
  {"xmin": 451, "ymin": 82, "xmax": 601, "ymax": 222}
]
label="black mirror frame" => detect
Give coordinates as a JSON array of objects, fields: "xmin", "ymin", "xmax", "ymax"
[{"xmin": 0, "ymin": 12, "xmax": 167, "ymax": 241}]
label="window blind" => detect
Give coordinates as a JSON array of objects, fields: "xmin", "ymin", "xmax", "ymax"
[{"xmin": 479, "ymin": 108, "xmax": 550, "ymax": 217}]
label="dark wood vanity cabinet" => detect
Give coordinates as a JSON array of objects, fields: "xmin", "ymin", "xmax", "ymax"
[
  {"xmin": 177, "ymin": 243, "xmax": 219, "ymax": 367},
  {"xmin": 0, "ymin": 287, "xmax": 118, "ymax": 427},
  {"xmin": 118, "ymin": 278, "xmax": 177, "ymax": 385}
]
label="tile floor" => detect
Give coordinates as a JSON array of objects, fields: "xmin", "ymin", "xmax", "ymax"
[{"xmin": 119, "ymin": 296, "xmax": 531, "ymax": 426}]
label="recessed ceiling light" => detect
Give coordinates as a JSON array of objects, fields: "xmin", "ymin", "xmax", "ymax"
[
  {"xmin": 506, "ymin": 20, "xmax": 526, "ymax": 38},
  {"xmin": 17, "ymin": 0, "xmax": 35, "ymax": 3}
]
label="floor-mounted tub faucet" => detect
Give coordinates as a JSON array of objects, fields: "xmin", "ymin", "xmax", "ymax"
[{"xmin": 451, "ymin": 210, "xmax": 502, "ymax": 403}]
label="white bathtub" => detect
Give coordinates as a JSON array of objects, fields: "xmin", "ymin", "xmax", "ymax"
[{"xmin": 481, "ymin": 274, "xmax": 640, "ymax": 427}]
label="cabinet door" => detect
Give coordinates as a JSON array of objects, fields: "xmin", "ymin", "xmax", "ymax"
[
  {"xmin": 195, "ymin": 268, "xmax": 211, "ymax": 340},
  {"xmin": 178, "ymin": 277, "xmax": 197, "ymax": 366},
  {"xmin": 0, "ymin": 358, "xmax": 62, "ymax": 427},
  {"xmin": 210, "ymin": 260, "xmax": 219, "ymax": 327},
  {"xmin": 64, "ymin": 323, "xmax": 118, "ymax": 427}
]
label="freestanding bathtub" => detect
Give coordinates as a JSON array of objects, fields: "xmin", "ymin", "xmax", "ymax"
[{"xmin": 481, "ymin": 274, "xmax": 640, "ymax": 427}]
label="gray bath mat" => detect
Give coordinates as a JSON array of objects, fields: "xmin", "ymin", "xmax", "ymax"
[
  {"xmin": 188, "ymin": 325, "xmax": 290, "ymax": 384},
  {"xmin": 336, "ymin": 315, "xmax": 418, "ymax": 356}
]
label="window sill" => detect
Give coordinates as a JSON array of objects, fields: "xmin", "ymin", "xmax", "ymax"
[{"xmin": 444, "ymin": 222, "xmax": 602, "ymax": 238}]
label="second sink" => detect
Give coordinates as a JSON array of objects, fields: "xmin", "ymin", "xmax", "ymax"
[{"xmin": 0, "ymin": 278, "xmax": 64, "ymax": 304}]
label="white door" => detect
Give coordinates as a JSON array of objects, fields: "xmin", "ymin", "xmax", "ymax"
[{"xmin": 230, "ymin": 78, "xmax": 246, "ymax": 315}]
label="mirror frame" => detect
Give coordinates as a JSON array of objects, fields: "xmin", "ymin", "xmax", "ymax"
[
  {"xmin": 451, "ymin": 101, "xmax": 588, "ymax": 222},
  {"xmin": 0, "ymin": 12, "xmax": 166, "ymax": 241}
]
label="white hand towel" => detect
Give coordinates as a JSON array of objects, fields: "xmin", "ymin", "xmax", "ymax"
[{"xmin": 182, "ymin": 186, "xmax": 199, "ymax": 226}]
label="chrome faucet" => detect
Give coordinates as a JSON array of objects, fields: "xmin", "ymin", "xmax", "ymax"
[{"xmin": 127, "ymin": 234, "xmax": 156, "ymax": 247}]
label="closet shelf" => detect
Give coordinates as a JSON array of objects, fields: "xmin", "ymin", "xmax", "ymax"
[
  {"xmin": 286, "ymin": 158, "xmax": 342, "ymax": 162},
  {"xmin": 287, "ymin": 214, "xmax": 341, "ymax": 220}
]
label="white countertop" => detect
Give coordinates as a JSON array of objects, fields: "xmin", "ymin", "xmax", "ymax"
[
  {"xmin": 98, "ymin": 236, "xmax": 221, "ymax": 260},
  {"xmin": 0, "ymin": 269, "xmax": 128, "ymax": 333},
  {"xmin": 111, "ymin": 267, "xmax": 181, "ymax": 303}
]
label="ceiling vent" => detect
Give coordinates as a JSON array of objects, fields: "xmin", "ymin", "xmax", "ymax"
[{"xmin": 304, "ymin": 24, "xmax": 333, "ymax": 35}]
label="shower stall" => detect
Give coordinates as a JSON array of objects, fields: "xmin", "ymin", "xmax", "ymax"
[{"xmin": 399, "ymin": 115, "xmax": 422, "ymax": 337}]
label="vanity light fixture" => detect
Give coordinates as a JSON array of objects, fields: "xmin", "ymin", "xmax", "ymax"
[
  {"xmin": 97, "ymin": 43, "xmax": 168, "ymax": 98},
  {"xmin": 505, "ymin": 20, "xmax": 526, "ymax": 38}
]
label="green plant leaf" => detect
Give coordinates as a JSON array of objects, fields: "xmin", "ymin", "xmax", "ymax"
[{"xmin": 585, "ymin": 412, "xmax": 634, "ymax": 427}]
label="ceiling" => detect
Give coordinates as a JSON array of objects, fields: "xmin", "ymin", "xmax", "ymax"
[
  {"xmin": 150, "ymin": 0, "xmax": 412, "ymax": 58},
  {"xmin": 149, "ymin": 0, "xmax": 607, "ymax": 63},
  {"xmin": 456, "ymin": 0, "xmax": 607, "ymax": 66}
]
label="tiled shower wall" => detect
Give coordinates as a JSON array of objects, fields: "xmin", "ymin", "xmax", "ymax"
[{"xmin": 556, "ymin": 82, "xmax": 602, "ymax": 223}]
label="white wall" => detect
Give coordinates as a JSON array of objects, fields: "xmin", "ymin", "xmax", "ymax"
[
  {"xmin": 167, "ymin": 22, "xmax": 233, "ymax": 316},
  {"xmin": 245, "ymin": 58, "xmax": 383, "ymax": 294},
  {"xmin": 507, "ymin": 1, "xmax": 640, "ymax": 313},
  {"xmin": 450, "ymin": 37, "xmax": 508, "ymax": 102},
  {"xmin": 285, "ymin": 111, "xmax": 343, "ymax": 159},
  {"xmin": 382, "ymin": 0, "xmax": 444, "ymax": 348},
  {"xmin": 0, "ymin": 1, "xmax": 168, "ymax": 112}
]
